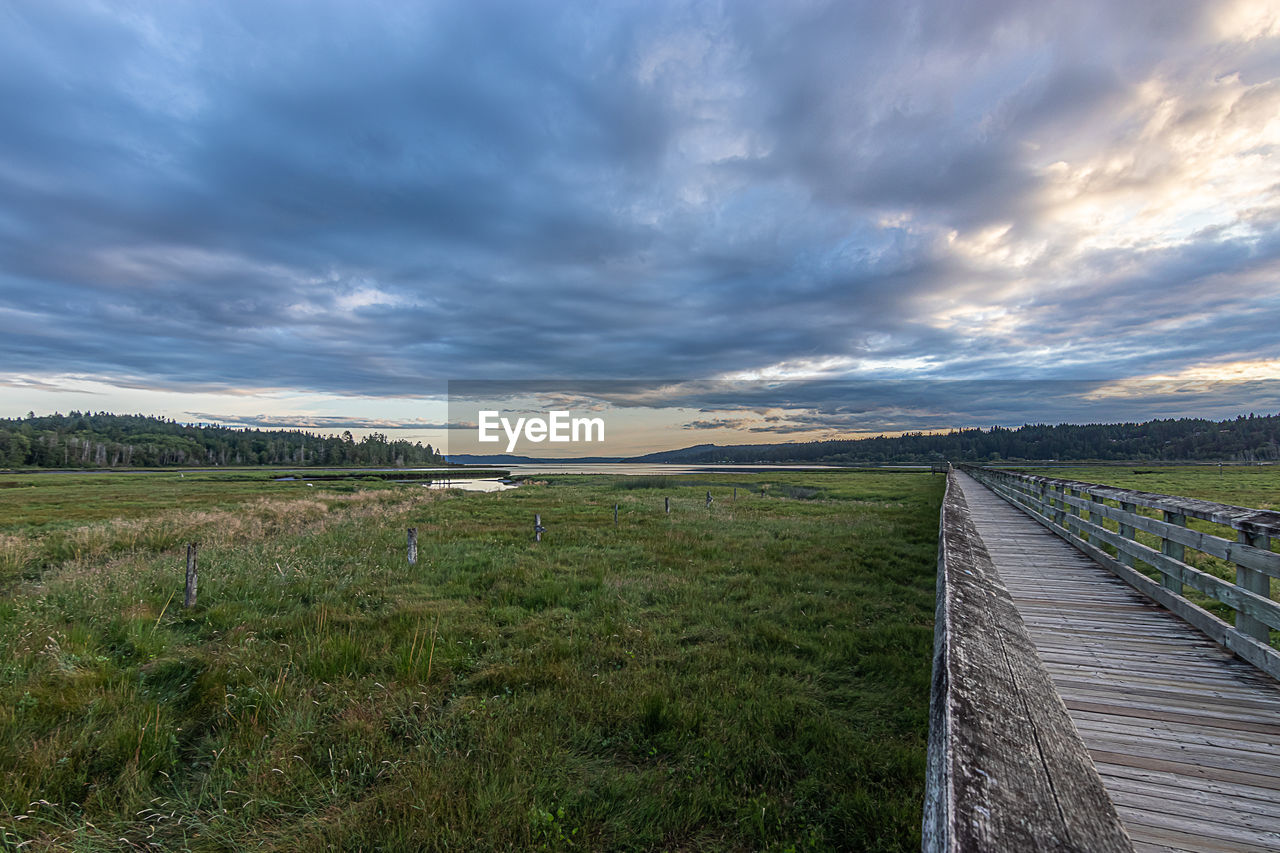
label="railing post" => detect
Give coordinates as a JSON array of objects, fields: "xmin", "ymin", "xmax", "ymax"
[
  {"xmin": 1086, "ymin": 492, "xmax": 1105, "ymax": 545},
  {"xmin": 1065, "ymin": 488, "xmax": 1081, "ymax": 536},
  {"xmin": 1118, "ymin": 502, "xmax": 1137, "ymax": 568},
  {"xmin": 1161, "ymin": 511, "xmax": 1186, "ymax": 594},
  {"xmin": 1237, "ymin": 530, "xmax": 1272, "ymax": 642}
]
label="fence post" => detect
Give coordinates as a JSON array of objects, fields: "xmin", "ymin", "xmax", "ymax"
[
  {"xmin": 184, "ymin": 543, "xmax": 198, "ymax": 608},
  {"xmin": 1052, "ymin": 485, "xmax": 1066, "ymax": 527},
  {"xmin": 1065, "ymin": 488, "xmax": 1080, "ymax": 536},
  {"xmin": 535, "ymin": 514, "xmax": 546, "ymax": 542},
  {"xmin": 1087, "ymin": 493, "xmax": 1105, "ymax": 545},
  {"xmin": 665, "ymin": 497, "xmax": 670, "ymax": 514},
  {"xmin": 1161, "ymin": 511, "xmax": 1186, "ymax": 593},
  {"xmin": 614, "ymin": 504, "xmax": 618, "ymax": 525},
  {"xmin": 706, "ymin": 491, "xmax": 712, "ymax": 508},
  {"xmin": 1118, "ymin": 502, "xmax": 1137, "ymax": 567},
  {"xmin": 407, "ymin": 528, "xmax": 418, "ymax": 565},
  {"xmin": 1237, "ymin": 530, "xmax": 1271, "ymax": 642}
]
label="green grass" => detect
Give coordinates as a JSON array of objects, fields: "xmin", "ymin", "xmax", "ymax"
[
  {"xmin": 0, "ymin": 470, "xmax": 942, "ymax": 851},
  {"xmin": 0, "ymin": 470, "xmax": 340, "ymax": 532}
]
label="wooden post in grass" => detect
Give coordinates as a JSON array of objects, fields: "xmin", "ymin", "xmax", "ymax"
[
  {"xmin": 614, "ymin": 504, "xmax": 618, "ymax": 525},
  {"xmin": 535, "ymin": 513, "xmax": 546, "ymax": 542},
  {"xmin": 706, "ymin": 491, "xmax": 713, "ymax": 508},
  {"xmin": 184, "ymin": 543, "xmax": 198, "ymax": 608},
  {"xmin": 407, "ymin": 527, "xmax": 418, "ymax": 565},
  {"xmin": 665, "ymin": 497, "xmax": 670, "ymax": 514},
  {"xmin": 733, "ymin": 487, "xmax": 737, "ymax": 501}
]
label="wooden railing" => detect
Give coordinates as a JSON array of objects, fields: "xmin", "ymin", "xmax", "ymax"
[
  {"xmin": 924, "ymin": 469, "xmax": 1131, "ymax": 851},
  {"xmin": 961, "ymin": 465, "xmax": 1280, "ymax": 680}
]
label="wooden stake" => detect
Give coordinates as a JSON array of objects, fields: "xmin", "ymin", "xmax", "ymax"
[
  {"xmin": 665, "ymin": 497, "xmax": 670, "ymax": 514},
  {"xmin": 706, "ymin": 491, "xmax": 712, "ymax": 508},
  {"xmin": 535, "ymin": 513, "xmax": 546, "ymax": 542},
  {"xmin": 407, "ymin": 527, "xmax": 418, "ymax": 565},
  {"xmin": 614, "ymin": 504, "xmax": 618, "ymax": 525},
  {"xmin": 184, "ymin": 543, "xmax": 198, "ymax": 608}
]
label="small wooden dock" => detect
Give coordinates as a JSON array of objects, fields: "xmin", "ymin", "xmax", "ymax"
[{"xmin": 951, "ymin": 470, "xmax": 1280, "ymax": 852}]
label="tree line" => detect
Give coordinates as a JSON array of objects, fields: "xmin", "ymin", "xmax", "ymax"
[
  {"xmin": 0, "ymin": 412, "xmax": 447, "ymax": 469},
  {"xmin": 628, "ymin": 412, "xmax": 1280, "ymax": 465}
]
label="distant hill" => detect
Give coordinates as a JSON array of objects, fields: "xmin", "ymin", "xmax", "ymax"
[
  {"xmin": 624, "ymin": 413, "xmax": 1280, "ymax": 465},
  {"xmin": 0, "ymin": 412, "xmax": 447, "ymax": 469}
]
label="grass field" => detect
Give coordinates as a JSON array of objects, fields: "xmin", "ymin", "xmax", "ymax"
[{"xmin": 0, "ymin": 469, "xmax": 942, "ymax": 851}]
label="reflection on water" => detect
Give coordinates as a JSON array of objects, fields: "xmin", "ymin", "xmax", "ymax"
[{"xmin": 423, "ymin": 478, "xmax": 517, "ymax": 492}]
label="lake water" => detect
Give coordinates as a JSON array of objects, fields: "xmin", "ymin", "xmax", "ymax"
[
  {"xmin": 418, "ymin": 463, "xmax": 858, "ymax": 493},
  {"xmin": 423, "ymin": 478, "xmax": 516, "ymax": 492},
  {"xmin": 484, "ymin": 462, "xmax": 851, "ymax": 475}
]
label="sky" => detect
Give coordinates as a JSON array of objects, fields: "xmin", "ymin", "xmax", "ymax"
[{"xmin": 1, "ymin": 0, "xmax": 1279, "ymax": 454}]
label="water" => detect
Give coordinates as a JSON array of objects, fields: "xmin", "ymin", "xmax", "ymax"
[
  {"xmin": 487, "ymin": 462, "xmax": 848, "ymax": 475},
  {"xmin": 424, "ymin": 478, "xmax": 517, "ymax": 492}
]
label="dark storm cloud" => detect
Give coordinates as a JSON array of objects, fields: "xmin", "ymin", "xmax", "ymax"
[{"xmin": 1, "ymin": 0, "xmax": 1278, "ymax": 422}]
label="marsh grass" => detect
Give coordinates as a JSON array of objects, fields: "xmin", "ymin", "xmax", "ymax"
[{"xmin": 0, "ymin": 471, "xmax": 941, "ymax": 851}]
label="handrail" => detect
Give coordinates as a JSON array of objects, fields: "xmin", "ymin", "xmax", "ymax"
[
  {"xmin": 960, "ymin": 465, "xmax": 1280, "ymax": 679},
  {"xmin": 923, "ymin": 468, "xmax": 1132, "ymax": 851},
  {"xmin": 969, "ymin": 470, "xmax": 1280, "ymax": 537}
]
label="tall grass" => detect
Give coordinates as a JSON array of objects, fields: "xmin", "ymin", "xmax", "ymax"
[{"xmin": 0, "ymin": 471, "xmax": 941, "ymax": 851}]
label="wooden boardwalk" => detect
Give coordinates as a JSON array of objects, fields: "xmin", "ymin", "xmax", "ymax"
[{"xmin": 955, "ymin": 471, "xmax": 1280, "ymax": 853}]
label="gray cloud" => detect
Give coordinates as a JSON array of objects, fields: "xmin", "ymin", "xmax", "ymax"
[
  {"xmin": 449, "ymin": 377, "xmax": 1280, "ymax": 437},
  {"xmin": 185, "ymin": 412, "xmax": 459, "ymax": 430},
  {"xmin": 0, "ymin": 0, "xmax": 1277, "ymax": 412}
]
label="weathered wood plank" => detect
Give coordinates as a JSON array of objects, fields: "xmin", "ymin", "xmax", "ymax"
[
  {"xmin": 1086, "ymin": 744, "xmax": 1280, "ymax": 790},
  {"xmin": 1102, "ymin": 776, "xmax": 1280, "ymax": 823},
  {"xmin": 1060, "ymin": 683, "xmax": 1280, "ymax": 716},
  {"xmin": 1072, "ymin": 715, "xmax": 1280, "ymax": 757},
  {"xmin": 924, "ymin": 470, "xmax": 1132, "ymax": 852},
  {"xmin": 1078, "ymin": 734, "xmax": 1280, "ymax": 780},
  {"xmin": 1062, "ymin": 697, "xmax": 1280, "ymax": 735},
  {"xmin": 1119, "ymin": 822, "xmax": 1277, "ymax": 853},
  {"xmin": 1093, "ymin": 761, "xmax": 1280, "ymax": 811},
  {"xmin": 1110, "ymin": 795, "xmax": 1280, "ymax": 843},
  {"xmin": 1112, "ymin": 808, "xmax": 1280, "ymax": 853}
]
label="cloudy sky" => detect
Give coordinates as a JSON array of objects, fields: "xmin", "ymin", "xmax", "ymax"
[{"xmin": 1, "ymin": 1, "xmax": 1278, "ymax": 451}]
